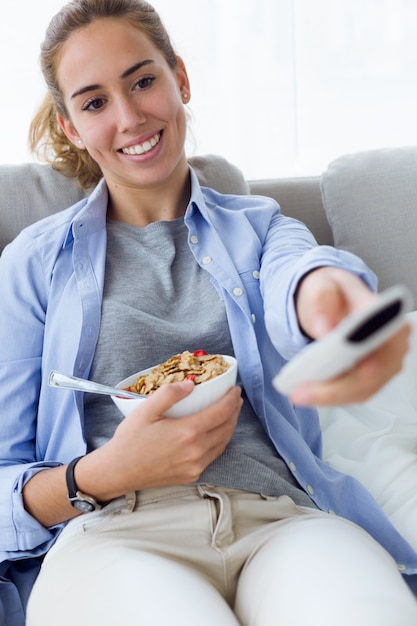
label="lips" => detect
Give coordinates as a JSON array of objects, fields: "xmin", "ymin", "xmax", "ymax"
[{"xmin": 120, "ymin": 132, "xmax": 161, "ymax": 155}]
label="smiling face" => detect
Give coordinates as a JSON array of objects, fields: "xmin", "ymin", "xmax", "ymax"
[{"xmin": 56, "ymin": 17, "xmax": 190, "ymax": 193}]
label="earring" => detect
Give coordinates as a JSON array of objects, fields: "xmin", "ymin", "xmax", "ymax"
[{"xmin": 182, "ymin": 91, "xmax": 188, "ymax": 101}]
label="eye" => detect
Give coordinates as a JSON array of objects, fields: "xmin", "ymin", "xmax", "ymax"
[
  {"xmin": 82, "ymin": 96, "xmax": 107, "ymax": 112},
  {"xmin": 133, "ymin": 76, "xmax": 155, "ymax": 91}
]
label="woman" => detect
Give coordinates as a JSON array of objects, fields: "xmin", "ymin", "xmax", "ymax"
[{"xmin": 0, "ymin": 1, "xmax": 416, "ymax": 624}]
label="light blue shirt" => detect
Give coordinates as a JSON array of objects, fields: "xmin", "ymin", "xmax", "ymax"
[{"xmin": 1, "ymin": 168, "xmax": 416, "ymax": 592}]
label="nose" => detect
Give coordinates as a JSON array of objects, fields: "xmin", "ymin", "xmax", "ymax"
[{"xmin": 115, "ymin": 96, "xmax": 146, "ymax": 133}]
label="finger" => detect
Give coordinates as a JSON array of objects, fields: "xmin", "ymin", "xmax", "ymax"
[
  {"xmin": 359, "ymin": 321, "xmax": 411, "ymax": 382},
  {"xmin": 182, "ymin": 385, "xmax": 243, "ymax": 432},
  {"xmin": 309, "ymin": 278, "xmax": 372, "ymax": 337},
  {"xmin": 131, "ymin": 379, "xmax": 195, "ymax": 421},
  {"xmin": 290, "ymin": 367, "xmax": 377, "ymax": 407},
  {"xmin": 176, "ymin": 387, "xmax": 242, "ymax": 459},
  {"xmin": 290, "ymin": 322, "xmax": 411, "ymax": 406},
  {"xmin": 308, "ymin": 285, "xmax": 345, "ymax": 338},
  {"xmin": 297, "ymin": 268, "xmax": 375, "ymax": 339},
  {"xmin": 202, "ymin": 385, "xmax": 243, "ymax": 424},
  {"xmin": 183, "ymin": 389, "xmax": 243, "ymax": 469},
  {"xmin": 147, "ymin": 387, "xmax": 242, "ymax": 484}
]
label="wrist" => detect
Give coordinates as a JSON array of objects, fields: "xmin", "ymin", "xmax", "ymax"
[{"xmin": 72, "ymin": 450, "xmax": 126, "ymax": 504}]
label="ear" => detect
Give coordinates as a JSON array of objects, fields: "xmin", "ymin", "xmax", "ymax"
[
  {"xmin": 56, "ymin": 113, "xmax": 85, "ymax": 149},
  {"xmin": 175, "ymin": 56, "xmax": 191, "ymax": 102}
]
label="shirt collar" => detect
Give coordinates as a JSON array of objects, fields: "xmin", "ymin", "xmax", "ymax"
[
  {"xmin": 63, "ymin": 179, "xmax": 108, "ymax": 247},
  {"xmin": 63, "ymin": 167, "xmax": 207, "ymax": 248},
  {"xmin": 186, "ymin": 166, "xmax": 212, "ymax": 220}
]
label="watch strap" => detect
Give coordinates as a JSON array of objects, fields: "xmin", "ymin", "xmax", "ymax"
[
  {"xmin": 66, "ymin": 456, "xmax": 101, "ymax": 511},
  {"xmin": 66, "ymin": 456, "xmax": 84, "ymax": 499}
]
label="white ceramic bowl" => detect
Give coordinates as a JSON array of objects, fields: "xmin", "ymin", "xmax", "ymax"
[{"xmin": 111, "ymin": 355, "xmax": 237, "ymax": 418}]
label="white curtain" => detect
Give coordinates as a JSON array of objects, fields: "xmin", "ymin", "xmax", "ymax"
[{"xmin": 2, "ymin": 0, "xmax": 417, "ymax": 179}]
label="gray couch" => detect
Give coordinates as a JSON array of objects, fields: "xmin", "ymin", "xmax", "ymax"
[{"xmin": 2, "ymin": 146, "xmax": 417, "ymax": 309}]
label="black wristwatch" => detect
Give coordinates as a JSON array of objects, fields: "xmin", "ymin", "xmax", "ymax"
[{"xmin": 66, "ymin": 456, "xmax": 102, "ymax": 513}]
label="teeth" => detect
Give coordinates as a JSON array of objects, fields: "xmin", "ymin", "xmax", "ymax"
[{"xmin": 122, "ymin": 133, "xmax": 160, "ymax": 155}]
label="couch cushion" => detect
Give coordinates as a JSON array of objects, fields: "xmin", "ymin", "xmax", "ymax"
[
  {"xmin": 321, "ymin": 146, "xmax": 417, "ymax": 308},
  {"xmin": 0, "ymin": 163, "xmax": 86, "ymax": 253},
  {"xmin": 0, "ymin": 155, "xmax": 249, "ymax": 253},
  {"xmin": 318, "ymin": 310, "xmax": 417, "ymax": 551}
]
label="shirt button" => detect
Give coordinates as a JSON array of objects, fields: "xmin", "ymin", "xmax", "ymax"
[
  {"xmin": 397, "ymin": 564, "xmax": 407, "ymax": 572},
  {"xmin": 233, "ymin": 287, "xmax": 243, "ymax": 297},
  {"xmin": 251, "ymin": 314, "xmax": 256, "ymax": 324},
  {"xmin": 202, "ymin": 256, "xmax": 212, "ymax": 265},
  {"xmin": 190, "ymin": 235, "xmax": 198, "ymax": 244},
  {"xmin": 75, "ymin": 261, "xmax": 87, "ymax": 275},
  {"xmin": 252, "ymin": 270, "xmax": 260, "ymax": 280},
  {"xmin": 289, "ymin": 462, "xmax": 297, "ymax": 472},
  {"xmin": 328, "ymin": 509, "xmax": 336, "ymax": 516},
  {"xmin": 307, "ymin": 485, "xmax": 314, "ymax": 495}
]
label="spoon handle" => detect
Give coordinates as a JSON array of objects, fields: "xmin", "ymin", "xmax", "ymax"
[{"xmin": 48, "ymin": 370, "xmax": 144, "ymax": 399}]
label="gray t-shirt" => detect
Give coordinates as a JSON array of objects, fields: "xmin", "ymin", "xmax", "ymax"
[{"xmin": 83, "ymin": 219, "xmax": 315, "ymax": 509}]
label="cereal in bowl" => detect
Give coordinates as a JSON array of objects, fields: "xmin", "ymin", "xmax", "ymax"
[{"xmin": 126, "ymin": 350, "xmax": 230, "ymax": 396}]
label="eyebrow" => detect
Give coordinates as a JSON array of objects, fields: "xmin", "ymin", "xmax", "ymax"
[{"xmin": 70, "ymin": 59, "xmax": 155, "ymax": 100}]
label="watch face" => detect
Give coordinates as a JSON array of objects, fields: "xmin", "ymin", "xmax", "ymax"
[{"xmin": 73, "ymin": 499, "xmax": 96, "ymax": 513}]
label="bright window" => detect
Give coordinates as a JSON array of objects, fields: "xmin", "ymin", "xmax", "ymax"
[{"xmin": 2, "ymin": 0, "xmax": 417, "ymax": 179}]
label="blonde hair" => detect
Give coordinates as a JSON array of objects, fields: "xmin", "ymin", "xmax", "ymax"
[{"xmin": 29, "ymin": 0, "xmax": 179, "ymax": 190}]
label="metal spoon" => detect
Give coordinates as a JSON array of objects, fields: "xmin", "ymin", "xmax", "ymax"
[{"xmin": 48, "ymin": 370, "xmax": 147, "ymax": 399}]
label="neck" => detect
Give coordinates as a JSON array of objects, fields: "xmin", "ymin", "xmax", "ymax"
[{"xmin": 106, "ymin": 165, "xmax": 191, "ymax": 228}]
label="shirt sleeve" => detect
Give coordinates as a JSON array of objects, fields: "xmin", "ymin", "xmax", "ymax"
[
  {"xmin": 260, "ymin": 211, "xmax": 378, "ymax": 360},
  {"xmin": 0, "ymin": 233, "xmax": 64, "ymax": 556}
]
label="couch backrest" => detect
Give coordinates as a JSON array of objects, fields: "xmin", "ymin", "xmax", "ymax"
[
  {"xmin": 0, "ymin": 155, "xmax": 254, "ymax": 253},
  {"xmin": 0, "ymin": 155, "xmax": 253, "ymax": 254},
  {"xmin": 321, "ymin": 145, "xmax": 417, "ymax": 308},
  {"xmin": 0, "ymin": 155, "xmax": 328, "ymax": 255},
  {"xmin": 249, "ymin": 176, "xmax": 331, "ymax": 246},
  {"xmin": 0, "ymin": 163, "xmax": 86, "ymax": 253}
]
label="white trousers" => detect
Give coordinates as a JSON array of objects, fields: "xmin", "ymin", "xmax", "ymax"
[{"xmin": 27, "ymin": 485, "xmax": 417, "ymax": 626}]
